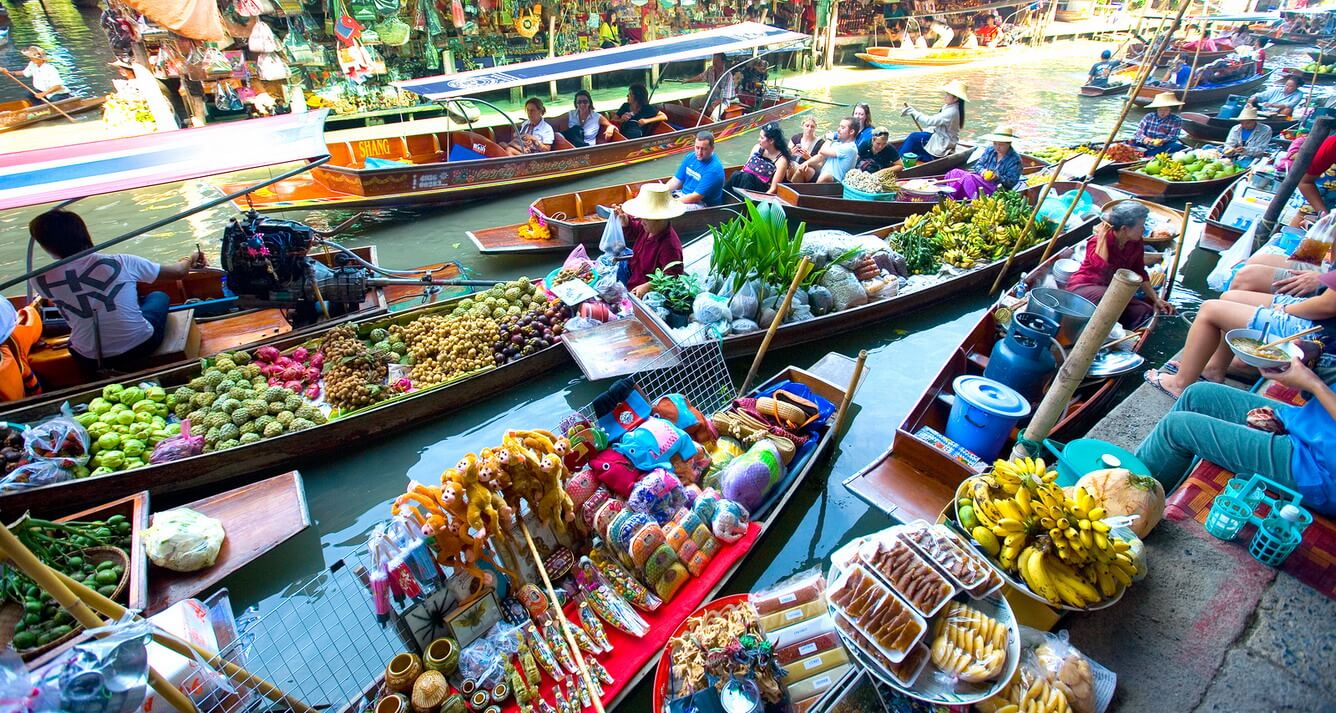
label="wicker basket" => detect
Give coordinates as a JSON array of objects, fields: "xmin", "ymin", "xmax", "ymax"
[{"xmin": 9, "ymin": 546, "xmax": 130, "ymax": 661}]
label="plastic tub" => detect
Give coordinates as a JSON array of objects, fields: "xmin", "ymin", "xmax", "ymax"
[
  {"xmin": 944, "ymin": 376, "xmax": 1031, "ymax": 462},
  {"xmin": 1052, "ymin": 258, "xmax": 1081, "ymax": 287}
]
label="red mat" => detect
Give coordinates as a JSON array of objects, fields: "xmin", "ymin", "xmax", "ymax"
[
  {"xmin": 1165, "ymin": 460, "xmax": 1336, "ymax": 600},
  {"xmin": 501, "ymin": 523, "xmax": 763, "ymax": 712}
]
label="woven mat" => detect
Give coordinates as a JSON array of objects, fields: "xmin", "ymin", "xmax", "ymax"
[{"xmin": 1165, "ymin": 460, "xmax": 1336, "ymax": 601}]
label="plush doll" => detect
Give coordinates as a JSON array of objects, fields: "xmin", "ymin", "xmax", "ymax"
[
  {"xmin": 614, "ymin": 417, "xmax": 698, "ymax": 472},
  {"xmin": 565, "ymin": 468, "xmax": 601, "ymax": 510},
  {"xmin": 627, "ymin": 469, "xmax": 688, "ymax": 524},
  {"xmin": 446, "ymin": 454, "xmax": 503, "ymax": 536},
  {"xmin": 652, "ymin": 394, "xmax": 718, "ymax": 443},
  {"xmin": 588, "ymin": 448, "xmax": 642, "ymax": 497},
  {"xmin": 669, "ymin": 450, "xmax": 712, "ymax": 486},
  {"xmin": 392, "ymin": 480, "xmax": 492, "ymax": 580},
  {"xmin": 564, "ymin": 422, "xmax": 608, "ymax": 469}
]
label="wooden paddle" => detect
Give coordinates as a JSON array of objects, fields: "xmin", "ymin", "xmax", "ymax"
[
  {"xmin": 1258, "ymin": 324, "xmax": 1324, "ymax": 352},
  {"xmin": 0, "ymin": 68, "xmax": 77, "ymax": 122}
]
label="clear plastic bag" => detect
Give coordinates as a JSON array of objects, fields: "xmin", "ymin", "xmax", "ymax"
[
  {"xmin": 149, "ymin": 419, "xmax": 204, "ymax": 464},
  {"xmin": 23, "ymin": 405, "xmax": 90, "ymax": 465},
  {"xmin": 1290, "ymin": 210, "xmax": 1336, "ymax": 264},
  {"xmin": 1030, "ymin": 629, "xmax": 1098, "ymax": 713},
  {"xmin": 730, "ymin": 318, "xmax": 759, "ymax": 334},
  {"xmin": 37, "ymin": 614, "xmax": 154, "ymax": 713},
  {"xmin": 563, "ymin": 316, "xmax": 602, "ymax": 332},
  {"xmin": 750, "ymin": 566, "xmax": 825, "ymax": 616},
  {"xmin": 1, "ymin": 459, "xmax": 74, "ymax": 490},
  {"xmin": 728, "ymin": 280, "xmax": 760, "ymax": 321},
  {"xmin": 598, "ymin": 217, "xmax": 626, "ymax": 258}
]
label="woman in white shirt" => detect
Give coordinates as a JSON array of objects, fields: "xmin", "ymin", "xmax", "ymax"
[
  {"xmin": 505, "ymin": 97, "xmax": 556, "ymax": 155},
  {"xmin": 562, "ymin": 90, "xmax": 611, "ymax": 148},
  {"xmin": 900, "ymin": 80, "xmax": 967, "ymax": 161},
  {"xmin": 4, "ymin": 46, "xmax": 69, "ymax": 102}
]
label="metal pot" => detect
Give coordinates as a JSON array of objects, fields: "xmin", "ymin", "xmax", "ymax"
[{"xmin": 1027, "ymin": 288, "xmax": 1096, "ymax": 347}]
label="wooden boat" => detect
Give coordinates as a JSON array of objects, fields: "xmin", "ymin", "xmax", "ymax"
[
  {"xmin": 1180, "ymin": 109, "xmax": 1298, "ymax": 142},
  {"xmin": 842, "ymin": 199, "xmax": 1176, "ymax": 523},
  {"xmin": 7, "ymin": 246, "xmax": 461, "ymax": 413},
  {"xmin": 0, "ymin": 95, "xmax": 104, "ymax": 132},
  {"xmin": 1201, "ymin": 175, "xmax": 1251, "ymax": 252},
  {"xmin": 1132, "ymin": 72, "xmax": 1270, "ymax": 107},
  {"xmin": 1080, "ymin": 81, "xmax": 1132, "ymax": 97},
  {"xmin": 855, "ymin": 46, "xmax": 992, "ymax": 69},
  {"xmin": 1115, "ymin": 160, "xmax": 1248, "ymax": 199},
  {"xmin": 1280, "ymin": 66, "xmax": 1336, "ymax": 85}
]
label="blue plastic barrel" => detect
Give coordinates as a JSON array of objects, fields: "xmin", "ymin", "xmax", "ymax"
[{"xmin": 945, "ymin": 376, "xmax": 1032, "ymax": 462}]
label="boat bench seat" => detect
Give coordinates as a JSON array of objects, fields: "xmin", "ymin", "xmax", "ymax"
[{"xmin": 146, "ymin": 310, "xmax": 201, "ymax": 368}]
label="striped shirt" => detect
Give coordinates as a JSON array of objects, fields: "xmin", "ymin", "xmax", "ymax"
[
  {"xmin": 1251, "ymin": 86, "xmax": 1304, "ymax": 113},
  {"xmin": 1133, "ymin": 112, "xmax": 1182, "ymax": 143}
]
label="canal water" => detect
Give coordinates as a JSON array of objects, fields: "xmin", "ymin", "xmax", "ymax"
[{"xmin": 1, "ymin": 5, "xmax": 1325, "ymax": 704}]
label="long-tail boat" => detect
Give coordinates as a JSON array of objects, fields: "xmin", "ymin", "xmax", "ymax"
[
  {"xmin": 1180, "ymin": 108, "xmax": 1297, "ymax": 142},
  {"xmin": 1132, "ymin": 71, "xmax": 1270, "ymax": 106},
  {"xmin": 0, "ymin": 95, "xmax": 104, "ymax": 132},
  {"xmin": 842, "ymin": 198, "xmax": 1180, "ymax": 523},
  {"xmin": 855, "ymin": 46, "xmax": 993, "ymax": 69},
  {"xmin": 223, "ymin": 23, "xmax": 811, "ymax": 212}
]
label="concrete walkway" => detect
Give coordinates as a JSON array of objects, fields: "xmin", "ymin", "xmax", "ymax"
[{"xmin": 1066, "ymin": 376, "xmax": 1336, "ymax": 713}]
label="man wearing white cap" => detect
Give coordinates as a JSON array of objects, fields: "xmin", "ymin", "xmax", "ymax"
[
  {"xmin": 0, "ymin": 298, "xmax": 44, "ymax": 402},
  {"xmin": 3, "ymin": 46, "xmax": 69, "ymax": 102}
]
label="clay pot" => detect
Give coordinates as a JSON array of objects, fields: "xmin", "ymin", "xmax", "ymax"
[
  {"xmin": 423, "ymin": 637, "xmax": 460, "ymax": 676},
  {"xmin": 385, "ymin": 653, "xmax": 423, "ymax": 694},
  {"xmin": 411, "ymin": 670, "xmax": 450, "ymax": 713},
  {"xmin": 374, "ymin": 693, "xmax": 408, "ymax": 713}
]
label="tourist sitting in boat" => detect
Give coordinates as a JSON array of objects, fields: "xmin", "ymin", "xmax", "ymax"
[
  {"xmin": 802, "ymin": 116, "xmax": 860, "ymax": 184},
  {"xmin": 1249, "ymin": 76, "xmax": 1305, "ymax": 117},
  {"xmin": 959, "ymin": 28, "xmax": 979, "ymax": 49},
  {"xmin": 1158, "ymin": 56, "xmax": 1195, "ymax": 89},
  {"xmin": 1222, "ymin": 106, "xmax": 1273, "ymax": 165},
  {"xmin": 899, "ymin": 80, "xmax": 967, "ymax": 162},
  {"xmin": 1087, "ymin": 50, "xmax": 1119, "ymax": 87},
  {"xmin": 28, "ymin": 210, "xmax": 205, "ymax": 374},
  {"xmin": 504, "ymin": 97, "xmax": 555, "ymax": 156},
  {"xmin": 851, "ymin": 103, "xmax": 874, "ymax": 147},
  {"xmin": 1227, "ymin": 246, "xmax": 1332, "ymax": 297},
  {"xmin": 610, "ymin": 184, "xmax": 685, "ymax": 297},
  {"xmin": 1144, "ymin": 275, "xmax": 1336, "ymax": 399},
  {"xmin": 941, "ymin": 125, "xmax": 1020, "ymax": 200},
  {"xmin": 927, "ymin": 17, "xmax": 955, "ymax": 48},
  {"xmin": 4, "ymin": 46, "xmax": 69, "ymax": 102},
  {"xmin": 788, "ymin": 116, "xmax": 826, "ymax": 182},
  {"xmin": 0, "ymin": 298, "xmax": 43, "ymax": 402},
  {"xmin": 686, "ymin": 53, "xmax": 738, "ymax": 120},
  {"xmin": 725, "ymin": 123, "xmax": 792, "ymax": 195},
  {"xmin": 609, "ymin": 83, "xmax": 667, "ymax": 140},
  {"xmin": 665, "ymin": 131, "xmax": 725, "ymax": 207},
  {"xmin": 1130, "ymin": 92, "xmax": 1186, "ymax": 157},
  {"xmin": 1135, "ymin": 359, "xmax": 1335, "ymax": 513},
  {"xmin": 1229, "ymin": 26, "xmax": 1254, "ymax": 47},
  {"xmin": 563, "ymin": 90, "xmax": 611, "ymax": 148},
  {"xmin": 976, "ymin": 14, "xmax": 1001, "ymax": 47},
  {"xmin": 855, "ymin": 126, "xmax": 902, "ymax": 173},
  {"xmin": 905, "ymin": 26, "xmax": 930, "ymax": 49},
  {"xmin": 1066, "ymin": 202, "xmax": 1175, "ymax": 330}
]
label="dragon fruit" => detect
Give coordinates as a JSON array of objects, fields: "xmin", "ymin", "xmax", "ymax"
[
  {"xmin": 292, "ymin": 347, "xmax": 310, "ymax": 363},
  {"xmin": 255, "ymin": 346, "xmax": 281, "ymax": 363},
  {"xmin": 283, "ymin": 380, "xmax": 303, "ymax": 392},
  {"xmin": 306, "ymin": 367, "xmax": 321, "ymax": 381},
  {"xmin": 393, "ymin": 378, "xmax": 412, "ymax": 393},
  {"xmin": 304, "ymin": 384, "xmax": 321, "ymax": 400},
  {"xmin": 281, "ymin": 366, "xmax": 306, "ymax": 382},
  {"xmin": 268, "ymin": 377, "xmax": 283, "ymax": 387},
  {"xmin": 310, "ymin": 352, "xmax": 325, "ymax": 370}
]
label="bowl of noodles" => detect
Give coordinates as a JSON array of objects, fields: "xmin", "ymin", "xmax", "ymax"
[{"xmin": 1225, "ymin": 328, "xmax": 1303, "ymax": 369}]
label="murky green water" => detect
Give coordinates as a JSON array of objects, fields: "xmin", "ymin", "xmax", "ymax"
[{"xmin": 1, "ymin": 8, "xmax": 1321, "ymax": 704}]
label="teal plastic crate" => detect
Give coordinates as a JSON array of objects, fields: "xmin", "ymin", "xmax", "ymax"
[{"xmin": 1205, "ymin": 474, "xmax": 1313, "ymax": 567}]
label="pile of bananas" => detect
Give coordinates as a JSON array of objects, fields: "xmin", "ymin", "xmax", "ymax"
[
  {"xmin": 893, "ymin": 192, "xmax": 1053, "ymax": 272},
  {"xmin": 1153, "ymin": 160, "xmax": 1189, "ymax": 181},
  {"xmin": 956, "ymin": 457, "xmax": 1139, "ymax": 608},
  {"xmin": 930, "ymin": 601, "xmax": 1008, "ymax": 683}
]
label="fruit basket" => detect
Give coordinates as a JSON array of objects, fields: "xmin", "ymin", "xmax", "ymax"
[
  {"xmin": 949, "ymin": 463, "xmax": 1134, "ymax": 612},
  {"xmin": 2, "ymin": 546, "xmax": 130, "ymax": 660}
]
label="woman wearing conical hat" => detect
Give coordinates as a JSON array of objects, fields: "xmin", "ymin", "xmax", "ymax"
[
  {"xmin": 1131, "ymin": 92, "xmax": 1186, "ymax": 157},
  {"xmin": 898, "ymin": 80, "xmax": 968, "ymax": 162}
]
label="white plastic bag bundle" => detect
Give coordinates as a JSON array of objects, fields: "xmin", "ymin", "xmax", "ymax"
[
  {"xmin": 599, "ymin": 216, "xmax": 626, "ymax": 257},
  {"xmin": 143, "ymin": 508, "xmax": 226, "ymax": 572}
]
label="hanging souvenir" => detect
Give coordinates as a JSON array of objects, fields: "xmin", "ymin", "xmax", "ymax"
[
  {"xmin": 376, "ymin": 16, "xmax": 411, "ymax": 45},
  {"xmin": 348, "ymin": 0, "xmax": 380, "ymax": 23},
  {"xmin": 514, "ymin": 3, "xmax": 541, "ymax": 37},
  {"xmin": 373, "ymin": 0, "xmax": 401, "ymax": 14},
  {"xmin": 249, "ymin": 20, "xmax": 282, "ymax": 53},
  {"xmin": 333, "ymin": 11, "xmax": 365, "ymax": 46},
  {"xmin": 235, "ymin": 0, "xmax": 266, "ymax": 17},
  {"xmin": 451, "ymin": 0, "xmax": 467, "ymax": 28},
  {"xmin": 256, "ymin": 52, "xmax": 291, "ymax": 80}
]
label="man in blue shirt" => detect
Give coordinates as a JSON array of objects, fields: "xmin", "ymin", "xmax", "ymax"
[{"xmin": 666, "ymin": 131, "xmax": 725, "ymax": 208}]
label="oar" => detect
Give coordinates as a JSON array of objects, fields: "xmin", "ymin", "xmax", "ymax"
[
  {"xmin": 989, "ymin": 156, "xmax": 1070, "ymax": 295},
  {"xmin": 0, "ymin": 69, "xmax": 76, "ymax": 121},
  {"xmin": 1162, "ymin": 201, "xmax": 1191, "ymax": 302},
  {"xmin": 1258, "ymin": 324, "xmax": 1324, "ymax": 352},
  {"xmin": 740, "ymin": 257, "xmax": 813, "ymax": 396}
]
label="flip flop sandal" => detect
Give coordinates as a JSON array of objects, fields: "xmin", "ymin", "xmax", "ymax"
[
  {"xmin": 1162, "ymin": 360, "xmax": 1181, "ymax": 375},
  {"xmin": 1142, "ymin": 369, "xmax": 1181, "ymax": 401}
]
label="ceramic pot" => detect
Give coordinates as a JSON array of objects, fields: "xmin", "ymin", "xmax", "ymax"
[
  {"xmin": 440, "ymin": 694, "xmax": 467, "ymax": 713},
  {"xmin": 424, "ymin": 637, "xmax": 460, "ymax": 676},
  {"xmin": 385, "ymin": 652, "xmax": 423, "ymax": 694},
  {"xmin": 374, "ymin": 693, "xmax": 408, "ymax": 713},
  {"xmin": 411, "ymin": 670, "xmax": 450, "ymax": 713}
]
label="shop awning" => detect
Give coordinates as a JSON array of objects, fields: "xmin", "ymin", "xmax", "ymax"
[
  {"xmin": 0, "ymin": 110, "xmax": 329, "ymax": 211},
  {"xmin": 397, "ymin": 22, "xmax": 807, "ymax": 101},
  {"xmin": 118, "ymin": 0, "xmax": 229, "ymax": 41}
]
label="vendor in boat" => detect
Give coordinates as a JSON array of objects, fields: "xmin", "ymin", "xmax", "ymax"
[
  {"xmin": 665, "ymin": 131, "xmax": 725, "ymax": 207},
  {"xmin": 788, "ymin": 116, "xmax": 826, "ymax": 182},
  {"xmin": 927, "ymin": 17, "xmax": 954, "ymax": 48},
  {"xmin": 686, "ymin": 53, "xmax": 738, "ymax": 119},
  {"xmin": 899, "ymin": 80, "xmax": 967, "ymax": 163},
  {"xmin": 976, "ymin": 15, "xmax": 1002, "ymax": 47},
  {"xmin": 1065, "ymin": 202, "xmax": 1175, "ymax": 330},
  {"xmin": 1143, "ymin": 278, "xmax": 1336, "ymax": 403},
  {"xmin": 1087, "ymin": 50, "xmax": 1120, "ymax": 87},
  {"xmin": 1130, "ymin": 92, "xmax": 1186, "ymax": 157},
  {"xmin": 1135, "ymin": 359, "xmax": 1335, "ymax": 512},
  {"xmin": 1299, "ymin": 135, "xmax": 1336, "ymax": 215},
  {"xmin": 609, "ymin": 83, "xmax": 667, "ymax": 140},
  {"xmin": 940, "ymin": 125, "xmax": 1020, "ymax": 200},
  {"xmin": 851, "ymin": 103, "xmax": 874, "ymax": 147},
  {"xmin": 1222, "ymin": 106, "xmax": 1273, "ymax": 165},
  {"xmin": 725, "ymin": 123, "xmax": 792, "ymax": 195},
  {"xmin": 4, "ymin": 46, "xmax": 69, "ymax": 102},
  {"xmin": 0, "ymin": 298, "xmax": 44, "ymax": 402},
  {"xmin": 504, "ymin": 97, "xmax": 554, "ymax": 156},
  {"xmin": 611, "ymin": 184, "xmax": 685, "ymax": 297},
  {"xmin": 855, "ymin": 126, "xmax": 903, "ymax": 173},
  {"xmin": 563, "ymin": 90, "xmax": 611, "ymax": 148},
  {"xmin": 1249, "ymin": 76, "xmax": 1305, "ymax": 117},
  {"xmin": 28, "ymin": 210, "xmax": 206, "ymax": 374}
]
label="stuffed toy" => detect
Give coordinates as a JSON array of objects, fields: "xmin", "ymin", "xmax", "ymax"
[
  {"xmin": 564, "ymin": 422, "xmax": 608, "ymax": 469},
  {"xmin": 588, "ymin": 448, "xmax": 642, "ymax": 496},
  {"xmin": 652, "ymin": 394, "xmax": 718, "ymax": 443},
  {"xmin": 669, "ymin": 450, "xmax": 712, "ymax": 486},
  {"xmin": 592, "ymin": 378, "xmax": 651, "ymax": 439},
  {"xmin": 614, "ymin": 417, "xmax": 698, "ymax": 472},
  {"xmin": 719, "ymin": 440, "xmax": 785, "ymax": 514},
  {"xmin": 701, "ymin": 437, "xmax": 746, "ymax": 490},
  {"xmin": 626, "ymin": 469, "xmax": 687, "ymax": 524}
]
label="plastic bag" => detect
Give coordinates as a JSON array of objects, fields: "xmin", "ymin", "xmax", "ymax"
[
  {"xmin": 728, "ymin": 280, "xmax": 760, "ymax": 321},
  {"xmin": 818, "ymin": 264, "xmax": 869, "ymax": 312},
  {"xmin": 143, "ymin": 508, "xmax": 225, "ymax": 572},
  {"xmin": 564, "ymin": 244, "xmax": 594, "ymax": 272},
  {"xmin": 37, "ymin": 614, "xmax": 153, "ymax": 713},
  {"xmin": 785, "ymin": 303, "xmax": 814, "ymax": 322},
  {"xmin": 24, "ymin": 405, "xmax": 90, "ymax": 465},
  {"xmin": 593, "ymin": 271, "xmax": 627, "ymax": 304},
  {"xmin": 563, "ymin": 316, "xmax": 602, "ymax": 332},
  {"xmin": 0, "ymin": 648, "xmax": 51, "ymax": 711},
  {"xmin": 256, "ymin": 52, "xmax": 289, "ymax": 80},
  {"xmin": 150, "ymin": 419, "xmax": 205, "ymax": 464},
  {"xmin": 249, "ymin": 20, "xmax": 281, "ymax": 52},
  {"xmin": 642, "ymin": 292, "xmax": 669, "ymax": 320},
  {"xmin": 1207, "ymin": 221, "xmax": 1258, "ymax": 291},
  {"xmin": 1, "ymin": 459, "xmax": 74, "ymax": 490},
  {"xmin": 750, "ymin": 566, "xmax": 825, "ymax": 616},
  {"xmin": 1029, "ymin": 629, "xmax": 1099, "ymax": 713},
  {"xmin": 692, "ymin": 293, "xmax": 732, "ymax": 325},
  {"xmin": 599, "ymin": 216, "xmax": 626, "ymax": 258},
  {"xmin": 1290, "ymin": 210, "xmax": 1336, "ymax": 265},
  {"xmin": 730, "ymin": 318, "xmax": 759, "ymax": 334}
]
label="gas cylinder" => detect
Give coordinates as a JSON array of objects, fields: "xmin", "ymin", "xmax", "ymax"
[
  {"xmin": 1217, "ymin": 95, "xmax": 1246, "ymax": 120},
  {"xmin": 982, "ymin": 311, "xmax": 1058, "ymax": 402}
]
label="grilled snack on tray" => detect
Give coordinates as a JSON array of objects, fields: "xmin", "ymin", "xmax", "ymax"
[
  {"xmin": 901, "ymin": 524, "xmax": 991, "ymax": 589},
  {"xmin": 930, "ymin": 601, "xmax": 1008, "ymax": 684},
  {"xmin": 861, "ymin": 536, "xmax": 955, "ymax": 615}
]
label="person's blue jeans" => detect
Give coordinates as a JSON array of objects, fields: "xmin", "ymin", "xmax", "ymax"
[
  {"xmin": 899, "ymin": 131, "xmax": 940, "ymax": 161},
  {"xmin": 71, "ymin": 291, "xmax": 171, "ymax": 373},
  {"xmin": 1134, "ymin": 382, "xmax": 1295, "ymax": 493}
]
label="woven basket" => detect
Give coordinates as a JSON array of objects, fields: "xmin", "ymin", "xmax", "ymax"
[{"xmin": 12, "ymin": 546, "xmax": 130, "ymax": 661}]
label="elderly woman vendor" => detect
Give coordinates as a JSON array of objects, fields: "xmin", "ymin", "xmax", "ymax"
[
  {"xmin": 1065, "ymin": 202, "xmax": 1175, "ymax": 329},
  {"xmin": 941, "ymin": 125, "xmax": 1022, "ymax": 200},
  {"xmin": 611, "ymin": 184, "xmax": 686, "ymax": 297}
]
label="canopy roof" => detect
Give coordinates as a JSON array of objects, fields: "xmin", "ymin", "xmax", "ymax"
[
  {"xmin": 0, "ymin": 110, "xmax": 328, "ymax": 211},
  {"xmin": 397, "ymin": 22, "xmax": 806, "ymax": 101}
]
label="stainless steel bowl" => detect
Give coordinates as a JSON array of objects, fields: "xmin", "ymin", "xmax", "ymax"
[{"xmin": 1028, "ymin": 288, "xmax": 1096, "ymax": 347}]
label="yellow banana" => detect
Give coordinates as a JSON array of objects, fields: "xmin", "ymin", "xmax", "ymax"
[
  {"xmin": 1015, "ymin": 487, "xmax": 1033, "ymax": 516},
  {"xmin": 995, "ymin": 499, "xmax": 1025, "ymax": 522},
  {"xmin": 1088, "ymin": 506, "xmax": 1107, "ymax": 521},
  {"xmin": 1092, "ymin": 519, "xmax": 1111, "ymax": 533}
]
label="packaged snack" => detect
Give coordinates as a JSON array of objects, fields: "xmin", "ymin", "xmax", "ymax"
[
  {"xmin": 786, "ymin": 663, "xmax": 852, "ymax": 702},
  {"xmin": 899, "ymin": 522, "xmax": 991, "ymax": 591},
  {"xmin": 859, "ymin": 535, "xmax": 957, "ymax": 617},
  {"xmin": 929, "ymin": 601, "xmax": 1008, "ymax": 684},
  {"xmin": 775, "ymin": 631, "xmax": 843, "ymax": 665},
  {"xmin": 750, "ymin": 567, "xmax": 825, "ymax": 616},
  {"xmin": 759, "ymin": 599, "xmax": 825, "ymax": 632},
  {"xmin": 765, "ymin": 613, "xmax": 836, "ymax": 649},
  {"xmin": 833, "ymin": 613, "xmax": 929, "ymax": 687},
  {"xmin": 786, "ymin": 647, "xmax": 849, "ymax": 679},
  {"xmin": 827, "ymin": 565, "xmax": 925, "ymax": 662},
  {"xmin": 1031, "ymin": 629, "xmax": 1101, "ymax": 713}
]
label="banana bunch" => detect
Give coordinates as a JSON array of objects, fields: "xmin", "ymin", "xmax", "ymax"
[
  {"xmin": 929, "ymin": 602, "xmax": 1008, "ymax": 683},
  {"xmin": 1018, "ymin": 540, "xmax": 1106, "ymax": 608},
  {"xmin": 991, "ymin": 674, "xmax": 1074, "ymax": 713}
]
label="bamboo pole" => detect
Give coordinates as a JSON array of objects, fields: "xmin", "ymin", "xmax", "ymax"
[
  {"xmin": 830, "ymin": 350, "xmax": 867, "ymax": 436},
  {"xmin": 0, "ymin": 526, "xmax": 198, "ymax": 713},
  {"xmin": 1040, "ymin": 179, "xmax": 1089, "ymax": 263},
  {"xmin": 988, "ymin": 156, "xmax": 1070, "ymax": 295},
  {"xmin": 1010, "ymin": 268, "xmax": 1144, "ymax": 459},
  {"xmin": 1162, "ymin": 201, "xmax": 1192, "ymax": 302},
  {"xmin": 1185, "ymin": 8, "xmax": 1209, "ymax": 95},
  {"xmin": 0, "ymin": 69, "xmax": 77, "ymax": 121},
  {"xmin": 740, "ymin": 257, "xmax": 813, "ymax": 396},
  {"xmin": 518, "ymin": 521, "xmax": 604, "ymax": 713}
]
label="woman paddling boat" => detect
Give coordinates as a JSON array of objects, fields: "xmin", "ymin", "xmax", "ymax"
[
  {"xmin": 609, "ymin": 184, "xmax": 686, "ymax": 297},
  {"xmin": 899, "ymin": 80, "xmax": 967, "ymax": 163}
]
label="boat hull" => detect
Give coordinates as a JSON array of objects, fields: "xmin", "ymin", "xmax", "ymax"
[
  {"xmin": 1080, "ymin": 83, "xmax": 1132, "ymax": 97},
  {"xmin": 1180, "ymin": 110, "xmax": 1297, "ymax": 142},
  {"xmin": 1280, "ymin": 66, "xmax": 1336, "ymax": 85},
  {"xmin": 1201, "ymin": 175, "xmax": 1249, "ymax": 252},
  {"xmin": 856, "ymin": 47, "xmax": 991, "ymax": 68},
  {"xmin": 1132, "ymin": 73, "xmax": 1270, "ymax": 107},
  {"xmin": 1115, "ymin": 164, "xmax": 1244, "ymax": 198},
  {"xmin": 0, "ymin": 96, "xmax": 104, "ymax": 132}
]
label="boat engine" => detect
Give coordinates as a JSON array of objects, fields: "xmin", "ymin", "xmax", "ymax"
[{"xmin": 221, "ymin": 211, "xmax": 369, "ymax": 324}]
